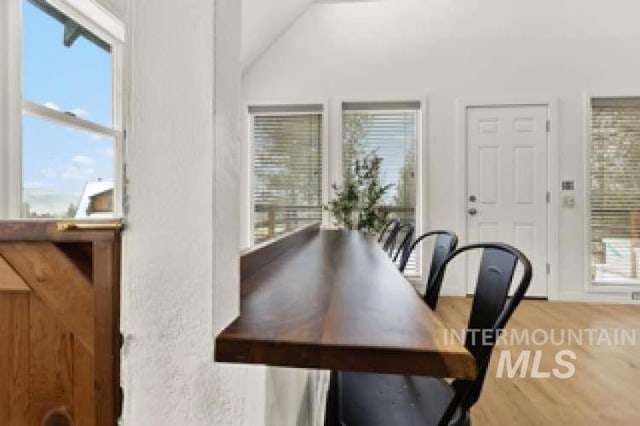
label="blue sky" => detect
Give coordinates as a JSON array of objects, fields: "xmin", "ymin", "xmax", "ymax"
[{"xmin": 22, "ymin": 0, "xmax": 113, "ymax": 214}]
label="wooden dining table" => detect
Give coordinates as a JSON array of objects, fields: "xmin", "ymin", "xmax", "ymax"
[{"xmin": 215, "ymin": 224, "xmax": 477, "ymax": 379}]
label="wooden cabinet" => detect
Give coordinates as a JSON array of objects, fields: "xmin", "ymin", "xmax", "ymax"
[{"xmin": 0, "ymin": 221, "xmax": 121, "ymax": 426}]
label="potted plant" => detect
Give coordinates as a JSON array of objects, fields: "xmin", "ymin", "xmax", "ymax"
[{"xmin": 325, "ymin": 151, "xmax": 392, "ymax": 234}]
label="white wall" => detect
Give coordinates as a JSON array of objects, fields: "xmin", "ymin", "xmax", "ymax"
[
  {"xmin": 119, "ymin": 0, "xmax": 266, "ymax": 424},
  {"xmin": 243, "ymin": 0, "xmax": 640, "ymax": 303},
  {"xmin": 0, "ymin": 0, "xmax": 319, "ymax": 423},
  {"xmin": 242, "ymin": 0, "xmax": 313, "ymax": 69}
]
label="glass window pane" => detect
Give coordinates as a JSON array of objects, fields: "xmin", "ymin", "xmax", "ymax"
[
  {"xmin": 22, "ymin": 114, "xmax": 115, "ymax": 218},
  {"xmin": 590, "ymin": 98, "xmax": 640, "ymax": 285},
  {"xmin": 343, "ymin": 109, "xmax": 418, "ymax": 273},
  {"xmin": 343, "ymin": 111, "xmax": 417, "ymax": 220},
  {"xmin": 22, "ymin": 0, "xmax": 113, "ymax": 127},
  {"xmin": 252, "ymin": 113, "xmax": 323, "ymax": 244}
]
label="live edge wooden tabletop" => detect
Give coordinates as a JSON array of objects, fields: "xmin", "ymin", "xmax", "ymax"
[{"xmin": 215, "ymin": 225, "xmax": 477, "ymax": 379}]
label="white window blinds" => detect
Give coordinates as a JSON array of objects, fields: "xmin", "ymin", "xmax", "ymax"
[
  {"xmin": 591, "ymin": 98, "xmax": 640, "ymax": 285},
  {"xmin": 342, "ymin": 102, "xmax": 419, "ymax": 274},
  {"xmin": 251, "ymin": 105, "xmax": 323, "ymax": 244}
]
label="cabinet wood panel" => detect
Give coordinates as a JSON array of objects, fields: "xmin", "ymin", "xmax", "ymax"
[{"xmin": 0, "ymin": 222, "xmax": 121, "ymax": 426}]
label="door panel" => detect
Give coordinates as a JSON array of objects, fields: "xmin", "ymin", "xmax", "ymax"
[{"xmin": 466, "ymin": 105, "xmax": 548, "ymax": 297}]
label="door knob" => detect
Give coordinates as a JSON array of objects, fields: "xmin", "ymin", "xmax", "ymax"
[{"xmin": 468, "ymin": 208, "xmax": 478, "ymax": 216}]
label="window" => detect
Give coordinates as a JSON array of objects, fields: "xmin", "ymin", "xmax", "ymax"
[
  {"xmin": 342, "ymin": 102, "xmax": 420, "ymax": 273},
  {"xmin": 250, "ymin": 105, "xmax": 324, "ymax": 244},
  {"xmin": 590, "ymin": 97, "xmax": 640, "ymax": 286},
  {"xmin": 20, "ymin": 0, "xmax": 123, "ymax": 218}
]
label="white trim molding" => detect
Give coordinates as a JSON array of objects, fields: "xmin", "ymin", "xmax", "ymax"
[
  {"xmin": 1, "ymin": 0, "xmax": 23, "ymax": 219},
  {"xmin": 23, "ymin": 100, "xmax": 120, "ymax": 138},
  {"xmin": 47, "ymin": 0, "xmax": 125, "ymax": 44}
]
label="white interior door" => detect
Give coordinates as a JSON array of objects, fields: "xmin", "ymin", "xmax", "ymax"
[{"xmin": 466, "ymin": 105, "xmax": 548, "ymax": 297}]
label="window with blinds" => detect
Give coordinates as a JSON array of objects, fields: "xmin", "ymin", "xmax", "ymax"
[
  {"xmin": 250, "ymin": 105, "xmax": 323, "ymax": 245},
  {"xmin": 342, "ymin": 102, "xmax": 419, "ymax": 274},
  {"xmin": 591, "ymin": 98, "xmax": 640, "ymax": 285}
]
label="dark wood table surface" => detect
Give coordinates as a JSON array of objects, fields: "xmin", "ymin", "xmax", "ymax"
[{"xmin": 215, "ymin": 227, "xmax": 477, "ymax": 378}]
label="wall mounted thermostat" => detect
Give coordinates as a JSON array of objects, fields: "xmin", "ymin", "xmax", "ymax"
[{"xmin": 561, "ymin": 180, "xmax": 575, "ymax": 191}]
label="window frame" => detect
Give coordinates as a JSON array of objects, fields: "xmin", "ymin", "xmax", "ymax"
[
  {"xmin": 245, "ymin": 102, "xmax": 329, "ymax": 247},
  {"xmin": 584, "ymin": 93, "xmax": 640, "ymax": 293},
  {"xmin": 339, "ymin": 99, "xmax": 426, "ymax": 280},
  {"xmin": 2, "ymin": 0, "xmax": 125, "ymax": 219},
  {"xmin": 242, "ymin": 98, "xmax": 426, "ymax": 279}
]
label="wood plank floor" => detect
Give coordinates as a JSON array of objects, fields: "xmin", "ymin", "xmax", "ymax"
[{"xmin": 436, "ymin": 297, "xmax": 640, "ymax": 425}]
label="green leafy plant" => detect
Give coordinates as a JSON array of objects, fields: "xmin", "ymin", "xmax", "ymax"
[{"xmin": 326, "ymin": 151, "xmax": 392, "ymax": 232}]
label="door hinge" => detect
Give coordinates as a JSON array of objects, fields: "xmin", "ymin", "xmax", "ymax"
[
  {"xmin": 546, "ymin": 263, "xmax": 551, "ymax": 275},
  {"xmin": 546, "ymin": 120, "xmax": 551, "ymax": 132},
  {"xmin": 546, "ymin": 191, "xmax": 551, "ymax": 203}
]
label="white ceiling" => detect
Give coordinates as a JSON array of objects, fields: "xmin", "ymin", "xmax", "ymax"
[
  {"xmin": 242, "ymin": 0, "xmax": 391, "ymax": 70},
  {"xmin": 242, "ymin": 0, "xmax": 314, "ymax": 70}
]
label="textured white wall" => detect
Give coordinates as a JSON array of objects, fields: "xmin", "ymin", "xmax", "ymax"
[
  {"xmin": 243, "ymin": 0, "xmax": 640, "ymax": 303},
  {"xmin": 119, "ymin": 0, "xmax": 266, "ymax": 425},
  {"xmin": 214, "ymin": 0, "xmax": 269, "ymax": 422},
  {"xmin": 1, "ymin": 0, "xmax": 317, "ymax": 424}
]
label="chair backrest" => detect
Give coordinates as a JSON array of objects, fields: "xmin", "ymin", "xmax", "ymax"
[
  {"xmin": 398, "ymin": 230, "xmax": 458, "ymax": 309},
  {"xmin": 381, "ymin": 221, "xmax": 401, "ymax": 254},
  {"xmin": 432, "ymin": 243, "xmax": 532, "ymax": 425},
  {"xmin": 377, "ymin": 219, "xmax": 398, "ymax": 243},
  {"xmin": 382, "ymin": 220, "xmax": 414, "ymax": 261},
  {"xmin": 391, "ymin": 224, "xmax": 415, "ymax": 263}
]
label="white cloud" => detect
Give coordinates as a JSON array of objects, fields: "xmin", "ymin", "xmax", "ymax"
[
  {"xmin": 72, "ymin": 154, "xmax": 95, "ymax": 166},
  {"xmin": 70, "ymin": 107, "xmax": 89, "ymax": 118},
  {"xmin": 62, "ymin": 165, "xmax": 95, "ymax": 180},
  {"xmin": 102, "ymin": 147, "xmax": 114, "ymax": 157},
  {"xmin": 44, "ymin": 102, "xmax": 60, "ymax": 111}
]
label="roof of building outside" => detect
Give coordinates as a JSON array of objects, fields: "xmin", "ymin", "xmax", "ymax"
[{"xmin": 75, "ymin": 181, "xmax": 114, "ymax": 219}]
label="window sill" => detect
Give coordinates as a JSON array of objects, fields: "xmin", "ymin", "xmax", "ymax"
[{"xmin": 589, "ymin": 281, "xmax": 640, "ymax": 294}]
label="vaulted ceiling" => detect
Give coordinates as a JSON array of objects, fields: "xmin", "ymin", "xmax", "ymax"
[
  {"xmin": 242, "ymin": 0, "xmax": 388, "ymax": 71},
  {"xmin": 242, "ymin": 0, "xmax": 314, "ymax": 70}
]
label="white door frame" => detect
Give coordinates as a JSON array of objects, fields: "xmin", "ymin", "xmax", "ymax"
[{"xmin": 456, "ymin": 96, "xmax": 559, "ymax": 300}]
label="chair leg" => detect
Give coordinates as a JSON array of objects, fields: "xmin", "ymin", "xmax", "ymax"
[{"xmin": 324, "ymin": 370, "xmax": 340, "ymax": 426}]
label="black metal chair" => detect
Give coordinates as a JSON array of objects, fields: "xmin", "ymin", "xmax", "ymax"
[
  {"xmin": 398, "ymin": 231, "xmax": 458, "ymax": 309},
  {"xmin": 391, "ymin": 224, "xmax": 415, "ymax": 264},
  {"xmin": 333, "ymin": 243, "xmax": 532, "ymax": 426},
  {"xmin": 381, "ymin": 221, "xmax": 402, "ymax": 255},
  {"xmin": 378, "ymin": 219, "xmax": 399, "ymax": 244}
]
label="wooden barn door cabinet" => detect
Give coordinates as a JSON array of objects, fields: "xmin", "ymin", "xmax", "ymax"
[{"xmin": 0, "ymin": 221, "xmax": 122, "ymax": 426}]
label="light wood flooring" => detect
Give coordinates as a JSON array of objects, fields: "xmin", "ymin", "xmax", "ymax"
[{"xmin": 436, "ymin": 297, "xmax": 640, "ymax": 425}]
